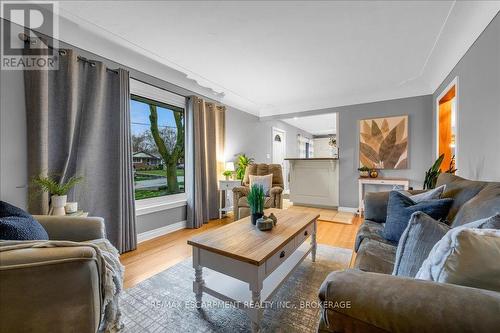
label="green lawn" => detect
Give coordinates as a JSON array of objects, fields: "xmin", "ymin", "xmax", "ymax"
[
  {"xmin": 136, "ymin": 169, "xmax": 185, "ymax": 177},
  {"xmin": 135, "ymin": 183, "xmax": 185, "ymax": 200}
]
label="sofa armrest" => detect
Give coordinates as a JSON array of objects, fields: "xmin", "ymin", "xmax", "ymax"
[
  {"xmin": 232, "ymin": 186, "xmax": 249, "ymax": 219},
  {"xmin": 318, "ymin": 269, "xmax": 500, "ymax": 333},
  {"xmin": 270, "ymin": 186, "xmax": 283, "ymax": 209},
  {"xmin": 0, "ymin": 245, "xmax": 102, "ymax": 332},
  {"xmin": 34, "ymin": 215, "xmax": 106, "ymax": 241},
  {"xmin": 232, "ymin": 186, "xmax": 249, "ymax": 196},
  {"xmin": 270, "ymin": 186, "xmax": 283, "ymax": 195}
]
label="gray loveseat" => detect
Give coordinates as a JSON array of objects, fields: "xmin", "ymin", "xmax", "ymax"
[
  {"xmin": 318, "ymin": 173, "xmax": 500, "ymax": 332},
  {"xmin": 0, "ymin": 216, "xmax": 107, "ymax": 333}
]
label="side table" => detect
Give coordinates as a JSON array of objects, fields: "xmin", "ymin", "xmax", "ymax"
[
  {"xmin": 358, "ymin": 177, "xmax": 409, "ymax": 215},
  {"xmin": 219, "ymin": 179, "xmax": 242, "ymax": 219}
]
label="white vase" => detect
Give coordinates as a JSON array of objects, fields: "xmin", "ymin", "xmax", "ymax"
[{"xmin": 51, "ymin": 195, "xmax": 67, "ymax": 216}]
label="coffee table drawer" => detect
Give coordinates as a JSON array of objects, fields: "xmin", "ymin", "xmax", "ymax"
[
  {"xmin": 265, "ymin": 239, "xmax": 296, "ymax": 275},
  {"xmin": 295, "ymin": 223, "xmax": 314, "ymax": 247}
]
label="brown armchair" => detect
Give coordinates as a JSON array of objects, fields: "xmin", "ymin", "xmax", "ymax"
[{"xmin": 232, "ymin": 163, "xmax": 284, "ymax": 220}]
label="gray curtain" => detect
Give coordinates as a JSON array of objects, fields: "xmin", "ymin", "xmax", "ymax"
[
  {"xmin": 24, "ymin": 49, "xmax": 137, "ymax": 253},
  {"xmin": 186, "ymin": 96, "xmax": 225, "ymax": 228}
]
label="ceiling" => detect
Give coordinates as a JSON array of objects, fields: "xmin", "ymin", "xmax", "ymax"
[
  {"xmin": 54, "ymin": 1, "xmax": 499, "ymax": 117},
  {"xmin": 282, "ymin": 113, "xmax": 336, "ymax": 136}
]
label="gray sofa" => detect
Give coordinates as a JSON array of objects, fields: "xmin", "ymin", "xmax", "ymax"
[
  {"xmin": 0, "ymin": 216, "xmax": 107, "ymax": 333},
  {"xmin": 318, "ymin": 173, "xmax": 500, "ymax": 332}
]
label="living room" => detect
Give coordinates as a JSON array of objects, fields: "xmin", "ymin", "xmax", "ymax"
[{"xmin": 1, "ymin": 1, "xmax": 499, "ymax": 332}]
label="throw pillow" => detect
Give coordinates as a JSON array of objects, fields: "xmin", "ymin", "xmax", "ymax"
[
  {"xmin": 249, "ymin": 174, "xmax": 273, "ymax": 196},
  {"xmin": 382, "ymin": 191, "xmax": 453, "ymax": 243},
  {"xmin": 0, "ymin": 200, "xmax": 31, "ymax": 218},
  {"xmin": 451, "ymin": 183, "xmax": 500, "ymax": 227},
  {"xmin": 392, "ymin": 212, "xmax": 450, "ymax": 277},
  {"xmin": 416, "ymin": 224, "xmax": 500, "ymax": 292},
  {"xmin": 0, "ymin": 201, "xmax": 49, "ymax": 241},
  {"xmin": 399, "ymin": 184, "xmax": 446, "ymax": 203}
]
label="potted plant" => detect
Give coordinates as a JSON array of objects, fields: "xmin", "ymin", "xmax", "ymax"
[
  {"xmin": 222, "ymin": 170, "xmax": 233, "ymax": 180},
  {"xmin": 247, "ymin": 184, "xmax": 265, "ymax": 225},
  {"xmin": 235, "ymin": 154, "xmax": 254, "ymax": 180},
  {"xmin": 358, "ymin": 166, "xmax": 370, "ymax": 178},
  {"xmin": 423, "ymin": 154, "xmax": 457, "ymax": 189},
  {"xmin": 32, "ymin": 175, "xmax": 83, "ymax": 215}
]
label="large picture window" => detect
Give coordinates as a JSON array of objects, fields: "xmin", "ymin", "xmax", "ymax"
[{"xmin": 130, "ymin": 94, "xmax": 185, "ymax": 201}]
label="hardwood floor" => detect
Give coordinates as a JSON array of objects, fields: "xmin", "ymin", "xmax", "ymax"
[{"xmin": 121, "ymin": 206, "xmax": 362, "ymax": 289}]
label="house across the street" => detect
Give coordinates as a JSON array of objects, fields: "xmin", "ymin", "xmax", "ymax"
[{"xmin": 132, "ymin": 151, "xmax": 162, "ymax": 169}]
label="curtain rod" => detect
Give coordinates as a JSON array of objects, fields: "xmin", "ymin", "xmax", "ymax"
[
  {"xmin": 19, "ymin": 32, "xmax": 118, "ymax": 74},
  {"xmin": 18, "ymin": 32, "xmax": 198, "ymax": 101}
]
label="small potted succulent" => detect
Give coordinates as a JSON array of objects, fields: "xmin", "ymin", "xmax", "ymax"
[
  {"xmin": 247, "ymin": 184, "xmax": 265, "ymax": 225},
  {"xmin": 358, "ymin": 166, "xmax": 370, "ymax": 178},
  {"xmin": 222, "ymin": 170, "xmax": 233, "ymax": 180},
  {"xmin": 32, "ymin": 175, "xmax": 83, "ymax": 216}
]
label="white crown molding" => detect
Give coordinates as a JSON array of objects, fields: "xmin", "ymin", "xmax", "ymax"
[{"xmin": 53, "ymin": 9, "xmax": 262, "ymax": 115}]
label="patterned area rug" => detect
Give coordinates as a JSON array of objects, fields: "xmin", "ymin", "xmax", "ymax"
[{"xmin": 121, "ymin": 245, "xmax": 352, "ymax": 332}]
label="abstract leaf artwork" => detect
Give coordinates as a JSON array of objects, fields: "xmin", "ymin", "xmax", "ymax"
[{"xmin": 359, "ymin": 115, "xmax": 408, "ymax": 169}]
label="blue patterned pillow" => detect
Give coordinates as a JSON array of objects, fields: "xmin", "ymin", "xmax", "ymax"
[
  {"xmin": 382, "ymin": 191, "xmax": 453, "ymax": 243},
  {"xmin": 0, "ymin": 201, "xmax": 49, "ymax": 241}
]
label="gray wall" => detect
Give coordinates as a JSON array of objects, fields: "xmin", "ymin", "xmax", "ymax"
[
  {"xmin": 338, "ymin": 95, "xmax": 434, "ymax": 207},
  {"xmin": 263, "ymin": 95, "xmax": 434, "ymax": 208},
  {"xmin": 225, "ymin": 107, "xmax": 312, "ymax": 164},
  {"xmin": 433, "ymin": 12, "xmax": 500, "ymax": 181}
]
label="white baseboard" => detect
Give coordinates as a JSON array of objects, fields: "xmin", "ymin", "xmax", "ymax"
[
  {"xmin": 137, "ymin": 220, "xmax": 187, "ymax": 243},
  {"xmin": 338, "ymin": 206, "xmax": 358, "ymax": 213}
]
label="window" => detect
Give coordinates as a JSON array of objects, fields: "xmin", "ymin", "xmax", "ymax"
[{"xmin": 130, "ymin": 82, "xmax": 185, "ymax": 202}]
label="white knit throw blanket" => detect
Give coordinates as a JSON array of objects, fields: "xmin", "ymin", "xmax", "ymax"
[{"xmin": 0, "ymin": 239, "xmax": 124, "ymax": 332}]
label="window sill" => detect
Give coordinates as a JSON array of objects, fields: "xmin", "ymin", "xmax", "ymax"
[{"xmin": 135, "ymin": 193, "xmax": 187, "ymax": 216}]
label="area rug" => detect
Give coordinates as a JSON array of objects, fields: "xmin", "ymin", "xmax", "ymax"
[
  {"xmin": 284, "ymin": 202, "xmax": 355, "ymax": 225},
  {"xmin": 121, "ymin": 245, "xmax": 352, "ymax": 332},
  {"xmin": 318, "ymin": 211, "xmax": 355, "ymax": 225}
]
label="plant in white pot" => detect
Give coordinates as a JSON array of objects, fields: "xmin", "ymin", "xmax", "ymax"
[{"xmin": 32, "ymin": 175, "xmax": 83, "ymax": 216}]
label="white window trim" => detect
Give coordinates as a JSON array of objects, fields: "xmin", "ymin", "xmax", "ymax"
[
  {"xmin": 135, "ymin": 193, "xmax": 187, "ymax": 216},
  {"xmin": 130, "ymin": 79, "xmax": 186, "ymax": 108},
  {"xmin": 130, "ymin": 79, "xmax": 188, "ymax": 214}
]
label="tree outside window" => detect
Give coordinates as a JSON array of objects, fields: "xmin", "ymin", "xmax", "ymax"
[{"xmin": 130, "ymin": 95, "xmax": 185, "ymax": 200}]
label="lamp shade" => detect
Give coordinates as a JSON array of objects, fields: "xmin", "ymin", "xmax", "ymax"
[{"xmin": 225, "ymin": 162, "xmax": 235, "ymax": 171}]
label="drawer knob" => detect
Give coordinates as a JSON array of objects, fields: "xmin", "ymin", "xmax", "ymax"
[
  {"xmin": 304, "ymin": 230, "xmax": 308, "ymax": 236},
  {"xmin": 279, "ymin": 251, "xmax": 285, "ymax": 258}
]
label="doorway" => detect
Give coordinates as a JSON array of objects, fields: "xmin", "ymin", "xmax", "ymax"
[
  {"xmin": 272, "ymin": 127, "xmax": 288, "ymax": 190},
  {"xmin": 436, "ymin": 78, "xmax": 458, "ymax": 172}
]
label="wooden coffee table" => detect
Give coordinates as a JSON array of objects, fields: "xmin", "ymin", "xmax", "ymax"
[{"xmin": 187, "ymin": 208, "xmax": 319, "ymax": 332}]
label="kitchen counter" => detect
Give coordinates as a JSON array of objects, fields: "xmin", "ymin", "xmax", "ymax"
[{"xmin": 287, "ymin": 158, "xmax": 339, "ymax": 209}]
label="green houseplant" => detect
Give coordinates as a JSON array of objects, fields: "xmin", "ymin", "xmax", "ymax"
[
  {"xmin": 235, "ymin": 154, "xmax": 254, "ymax": 180},
  {"xmin": 423, "ymin": 154, "xmax": 457, "ymax": 190},
  {"xmin": 32, "ymin": 175, "xmax": 83, "ymax": 215},
  {"xmin": 247, "ymin": 184, "xmax": 265, "ymax": 225},
  {"xmin": 424, "ymin": 154, "xmax": 444, "ymax": 189},
  {"xmin": 222, "ymin": 170, "xmax": 233, "ymax": 180}
]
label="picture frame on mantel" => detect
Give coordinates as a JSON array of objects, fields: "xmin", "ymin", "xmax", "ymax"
[{"xmin": 359, "ymin": 115, "xmax": 408, "ymax": 169}]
